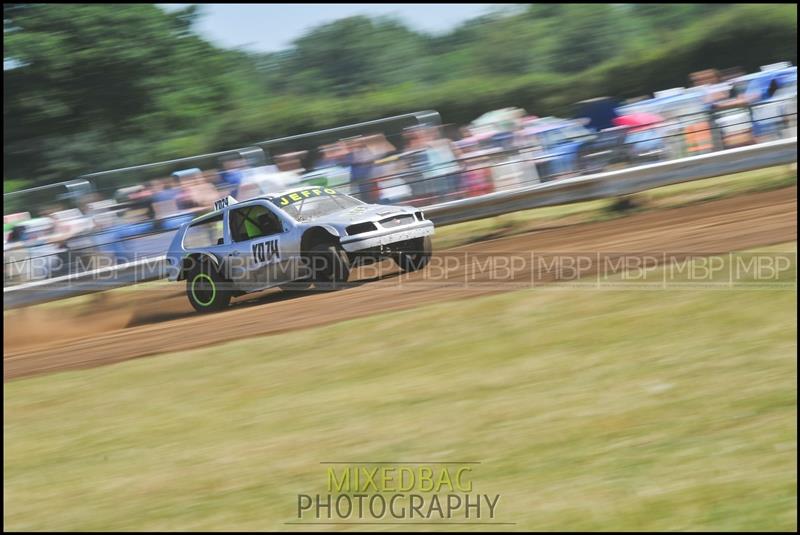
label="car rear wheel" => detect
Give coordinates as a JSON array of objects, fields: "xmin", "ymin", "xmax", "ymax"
[
  {"xmin": 394, "ymin": 236, "xmax": 432, "ymax": 272},
  {"xmin": 186, "ymin": 261, "xmax": 232, "ymax": 313}
]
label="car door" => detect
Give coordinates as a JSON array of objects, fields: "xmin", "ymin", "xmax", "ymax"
[{"xmin": 226, "ymin": 202, "xmax": 295, "ymax": 291}]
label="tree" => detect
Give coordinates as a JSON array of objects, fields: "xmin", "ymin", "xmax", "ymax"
[
  {"xmin": 278, "ymin": 16, "xmax": 426, "ymax": 96},
  {"xmin": 552, "ymin": 5, "xmax": 628, "ymax": 73},
  {"xmin": 3, "ymin": 4, "xmax": 238, "ymax": 180}
]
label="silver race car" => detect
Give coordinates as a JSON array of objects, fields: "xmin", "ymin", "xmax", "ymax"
[{"xmin": 165, "ymin": 187, "xmax": 434, "ymax": 312}]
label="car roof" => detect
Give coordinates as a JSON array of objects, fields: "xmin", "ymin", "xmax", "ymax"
[
  {"xmin": 269, "ymin": 185, "xmax": 341, "ymax": 198},
  {"xmin": 188, "ymin": 186, "xmax": 350, "ymax": 225}
]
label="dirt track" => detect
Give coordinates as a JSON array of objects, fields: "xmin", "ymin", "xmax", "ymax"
[{"xmin": 4, "ymin": 186, "xmax": 797, "ymax": 380}]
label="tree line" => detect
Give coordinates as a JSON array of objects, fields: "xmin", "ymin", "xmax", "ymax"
[{"xmin": 3, "ymin": 3, "xmax": 797, "ymax": 189}]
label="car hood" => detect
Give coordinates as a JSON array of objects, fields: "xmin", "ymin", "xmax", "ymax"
[{"xmin": 306, "ymin": 203, "xmax": 416, "ymax": 226}]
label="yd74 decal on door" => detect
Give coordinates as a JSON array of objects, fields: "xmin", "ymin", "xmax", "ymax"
[{"xmin": 252, "ymin": 239, "xmax": 280, "ymax": 264}]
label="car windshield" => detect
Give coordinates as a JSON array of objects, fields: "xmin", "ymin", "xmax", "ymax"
[{"xmin": 270, "ymin": 187, "xmax": 363, "ymax": 222}]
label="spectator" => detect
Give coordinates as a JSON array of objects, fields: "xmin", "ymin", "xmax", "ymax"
[
  {"xmin": 420, "ymin": 126, "xmax": 462, "ymax": 200},
  {"xmin": 275, "ymin": 151, "xmax": 307, "ymax": 175},
  {"xmin": 365, "ymin": 133, "xmax": 398, "ymax": 160},
  {"xmin": 342, "ymin": 137, "xmax": 376, "ymax": 201},
  {"xmin": 220, "ymin": 158, "xmax": 248, "ymax": 187},
  {"xmin": 305, "ymin": 142, "xmax": 352, "ymax": 191},
  {"xmin": 176, "ymin": 169, "xmax": 217, "ymax": 210},
  {"xmin": 149, "ymin": 177, "xmax": 184, "ymax": 220},
  {"xmin": 315, "ymin": 142, "xmax": 347, "ymax": 170}
]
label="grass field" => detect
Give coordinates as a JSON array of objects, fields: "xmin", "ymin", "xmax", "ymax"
[{"xmin": 4, "ymin": 244, "xmax": 796, "ymax": 531}]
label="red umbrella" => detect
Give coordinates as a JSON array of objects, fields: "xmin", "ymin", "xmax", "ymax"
[{"xmin": 613, "ymin": 112, "xmax": 664, "ymax": 132}]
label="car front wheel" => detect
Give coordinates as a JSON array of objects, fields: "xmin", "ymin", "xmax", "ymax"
[
  {"xmin": 308, "ymin": 243, "xmax": 351, "ymax": 291},
  {"xmin": 394, "ymin": 236, "xmax": 432, "ymax": 273}
]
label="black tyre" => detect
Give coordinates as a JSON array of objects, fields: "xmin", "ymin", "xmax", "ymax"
[
  {"xmin": 308, "ymin": 243, "xmax": 350, "ymax": 291},
  {"xmin": 394, "ymin": 236, "xmax": 432, "ymax": 273},
  {"xmin": 185, "ymin": 260, "xmax": 232, "ymax": 313}
]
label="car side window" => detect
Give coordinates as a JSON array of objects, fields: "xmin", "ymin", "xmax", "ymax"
[
  {"xmin": 230, "ymin": 204, "xmax": 283, "ymax": 243},
  {"xmin": 183, "ymin": 214, "xmax": 224, "ymax": 249}
]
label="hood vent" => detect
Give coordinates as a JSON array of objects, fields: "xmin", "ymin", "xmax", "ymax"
[{"xmin": 379, "ymin": 214, "xmax": 415, "ymax": 228}]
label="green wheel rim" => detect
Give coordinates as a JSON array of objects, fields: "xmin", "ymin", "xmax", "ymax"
[{"xmin": 191, "ymin": 273, "xmax": 216, "ymax": 306}]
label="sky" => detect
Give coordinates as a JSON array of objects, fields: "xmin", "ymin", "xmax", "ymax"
[{"xmin": 159, "ymin": 4, "xmax": 499, "ymax": 53}]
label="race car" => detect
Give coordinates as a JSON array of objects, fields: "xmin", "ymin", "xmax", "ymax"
[{"xmin": 165, "ymin": 186, "xmax": 435, "ymax": 312}]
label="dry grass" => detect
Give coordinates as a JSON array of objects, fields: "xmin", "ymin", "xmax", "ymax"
[{"xmin": 4, "ymin": 244, "xmax": 796, "ymax": 531}]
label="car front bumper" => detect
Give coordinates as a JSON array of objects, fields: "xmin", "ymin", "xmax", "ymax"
[{"xmin": 339, "ymin": 220, "xmax": 435, "ymax": 253}]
